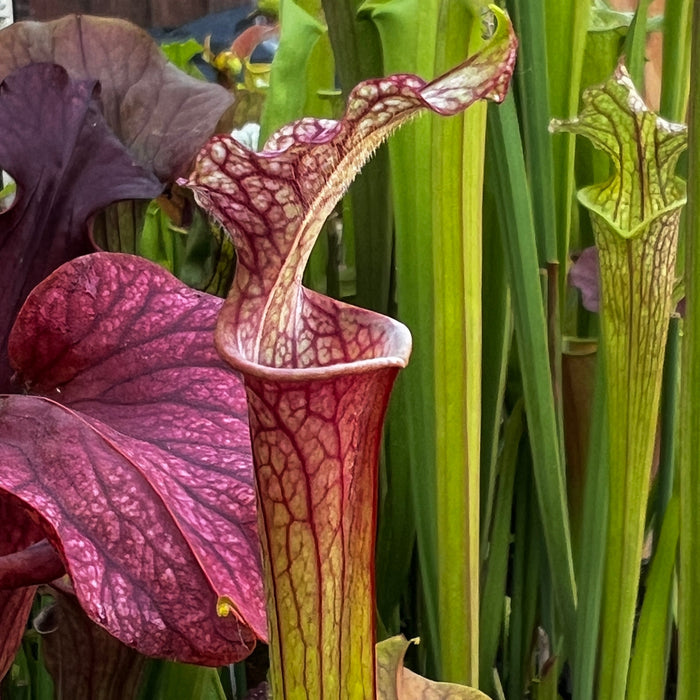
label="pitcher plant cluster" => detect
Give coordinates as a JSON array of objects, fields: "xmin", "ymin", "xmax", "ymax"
[{"xmin": 0, "ymin": 1, "xmax": 698, "ymax": 699}]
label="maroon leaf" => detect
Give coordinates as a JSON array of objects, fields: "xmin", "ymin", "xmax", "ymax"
[
  {"xmin": 0, "ymin": 14, "xmax": 234, "ymax": 181},
  {"xmin": 0, "ymin": 588, "xmax": 34, "ymax": 679},
  {"xmin": 0, "ymin": 540, "xmax": 65, "ymax": 590},
  {"xmin": 0, "ymin": 496, "xmax": 45, "ymax": 679},
  {"xmin": 0, "ymin": 63, "xmax": 163, "ymax": 393},
  {"xmin": 0, "ymin": 253, "xmax": 265, "ymax": 665},
  {"xmin": 0, "ymin": 13, "xmax": 237, "ymax": 392}
]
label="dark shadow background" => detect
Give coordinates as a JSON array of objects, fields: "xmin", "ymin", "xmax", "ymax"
[{"xmin": 13, "ymin": 0, "xmax": 252, "ymax": 29}]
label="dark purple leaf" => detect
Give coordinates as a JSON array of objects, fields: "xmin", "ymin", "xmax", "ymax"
[
  {"xmin": 0, "ymin": 15, "xmax": 234, "ymax": 181},
  {"xmin": 0, "ymin": 63, "xmax": 163, "ymax": 393},
  {"xmin": 0, "ymin": 252, "xmax": 265, "ymax": 665}
]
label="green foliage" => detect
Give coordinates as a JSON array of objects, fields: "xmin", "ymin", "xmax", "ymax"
[
  {"xmin": 137, "ymin": 661, "xmax": 228, "ymax": 700},
  {"xmin": 160, "ymin": 38, "xmax": 207, "ymax": 79},
  {"xmin": 2, "ymin": 634, "xmax": 54, "ymax": 700},
  {"xmin": 259, "ymin": 0, "xmax": 335, "ymax": 141},
  {"xmin": 137, "ymin": 196, "xmax": 236, "ymax": 297}
]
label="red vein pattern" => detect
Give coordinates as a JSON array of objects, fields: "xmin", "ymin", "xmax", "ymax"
[
  {"xmin": 244, "ymin": 368, "xmax": 399, "ymax": 696},
  {"xmin": 184, "ymin": 11, "xmax": 516, "ymax": 697},
  {"xmin": 1, "ymin": 253, "xmax": 265, "ymax": 666},
  {"xmin": 184, "ymin": 15, "xmax": 516, "ymax": 373}
]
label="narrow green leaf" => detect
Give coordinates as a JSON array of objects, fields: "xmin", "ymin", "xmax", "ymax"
[
  {"xmin": 479, "ymin": 401, "xmax": 524, "ymax": 693},
  {"xmin": 2, "ymin": 631, "xmax": 54, "ymax": 700},
  {"xmin": 506, "ymin": 449, "xmax": 541, "ymax": 700},
  {"xmin": 323, "ymin": 0, "xmax": 393, "ymax": 316},
  {"xmin": 655, "ymin": 0, "xmax": 690, "ymax": 543},
  {"xmin": 362, "ymin": 5, "xmax": 517, "ymax": 680},
  {"xmin": 491, "ymin": 669, "xmax": 506, "ymax": 700},
  {"xmin": 138, "ymin": 661, "xmax": 227, "ymax": 700},
  {"xmin": 655, "ymin": 317, "xmax": 681, "ymax": 531},
  {"xmin": 377, "ymin": 392, "xmax": 416, "ymax": 632},
  {"xmin": 627, "ymin": 496, "xmax": 679, "ymax": 700},
  {"xmin": 360, "ymin": 0, "xmax": 445, "ymax": 674},
  {"xmin": 545, "ymin": 0, "xmax": 592, "ymax": 292},
  {"xmin": 537, "ymin": 660, "xmax": 560, "ymax": 700},
  {"xmin": 479, "ymin": 188, "xmax": 513, "ymax": 549},
  {"xmin": 678, "ymin": 6, "xmax": 700, "ymax": 698},
  {"xmin": 487, "ymin": 93, "xmax": 577, "ymax": 645},
  {"xmin": 572, "ymin": 350, "xmax": 608, "ymax": 700},
  {"xmin": 137, "ymin": 199, "xmax": 235, "ymax": 297},
  {"xmin": 91, "ymin": 200, "xmax": 150, "ymax": 254},
  {"xmin": 660, "ymin": 0, "xmax": 692, "ymax": 122},
  {"xmin": 622, "ymin": 0, "xmax": 652, "ymax": 90},
  {"xmin": 432, "ymin": 2, "xmax": 486, "ymax": 685},
  {"xmin": 509, "ymin": 0, "xmax": 557, "ymax": 265},
  {"xmin": 509, "ymin": 0, "xmax": 565, "ymax": 507},
  {"xmin": 2, "ymin": 643, "xmax": 29, "ymax": 700}
]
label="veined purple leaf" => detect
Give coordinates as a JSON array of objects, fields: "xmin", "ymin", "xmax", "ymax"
[
  {"xmin": 183, "ymin": 8, "xmax": 516, "ymax": 696},
  {"xmin": 0, "ymin": 14, "xmax": 234, "ymax": 181},
  {"xmin": 0, "ymin": 63, "xmax": 163, "ymax": 393},
  {"xmin": 0, "ymin": 253, "xmax": 265, "ymax": 666},
  {"xmin": 0, "ymin": 14, "xmax": 238, "ymax": 391}
]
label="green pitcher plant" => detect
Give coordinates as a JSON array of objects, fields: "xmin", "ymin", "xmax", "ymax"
[
  {"xmin": 182, "ymin": 7, "xmax": 516, "ymax": 697},
  {"xmin": 552, "ymin": 63, "xmax": 688, "ymax": 700}
]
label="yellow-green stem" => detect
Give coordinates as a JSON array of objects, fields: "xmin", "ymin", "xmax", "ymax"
[{"xmin": 433, "ymin": 5, "xmax": 485, "ymax": 685}]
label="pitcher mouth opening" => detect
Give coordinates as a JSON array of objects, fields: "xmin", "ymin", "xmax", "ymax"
[
  {"xmin": 215, "ymin": 291, "xmax": 412, "ymax": 383},
  {"xmin": 216, "ymin": 349, "xmax": 410, "ymax": 383}
]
